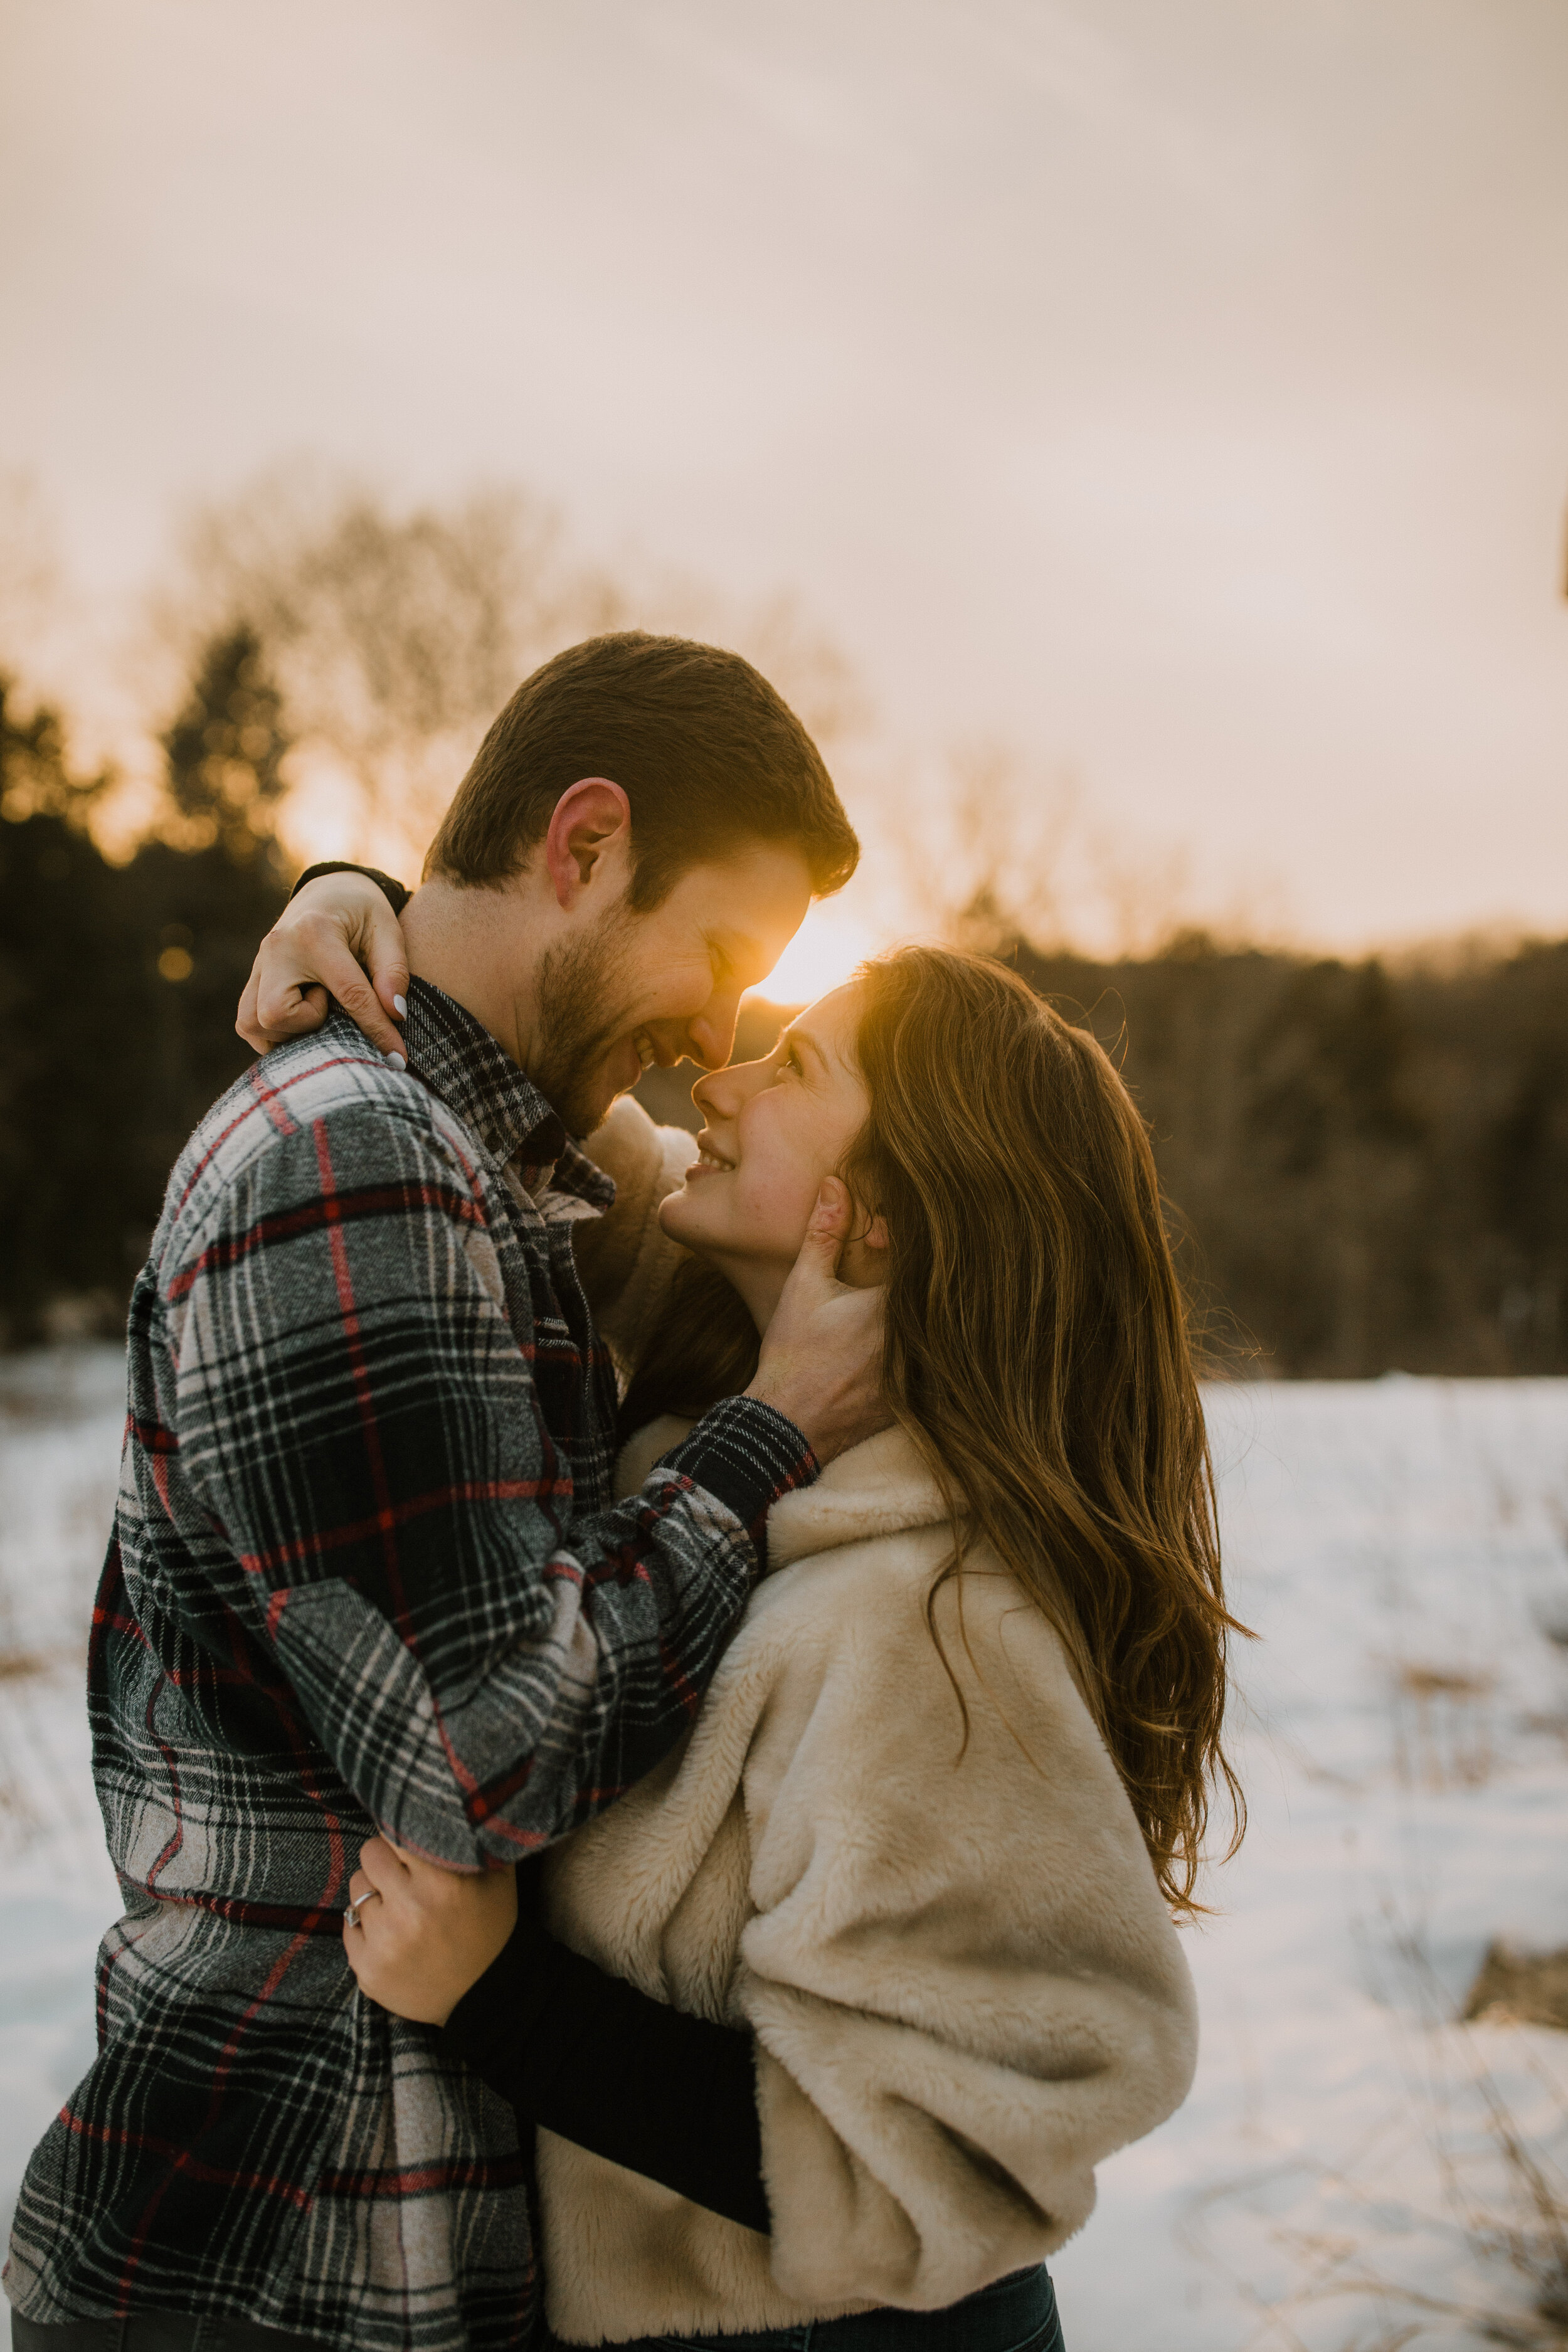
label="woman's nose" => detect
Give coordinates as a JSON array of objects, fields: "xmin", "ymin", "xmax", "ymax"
[
  {"xmin": 692, "ymin": 1062, "xmax": 738, "ymax": 1121},
  {"xmin": 693, "ymin": 1051, "xmax": 765, "ymax": 1122}
]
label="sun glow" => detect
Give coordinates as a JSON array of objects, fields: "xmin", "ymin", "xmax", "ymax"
[{"xmin": 747, "ymin": 897, "xmax": 886, "ymax": 1009}]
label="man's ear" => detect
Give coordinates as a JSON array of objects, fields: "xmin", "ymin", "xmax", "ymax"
[{"xmin": 544, "ymin": 778, "xmax": 632, "ymax": 909}]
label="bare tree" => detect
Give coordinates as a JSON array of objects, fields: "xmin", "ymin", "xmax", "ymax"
[
  {"xmin": 886, "ymin": 739, "xmax": 1084, "ymax": 952},
  {"xmin": 0, "ymin": 471, "xmax": 64, "ymax": 664},
  {"xmin": 155, "ymin": 467, "xmax": 871, "ymax": 877},
  {"xmin": 157, "ymin": 466, "xmax": 618, "ymax": 869}
]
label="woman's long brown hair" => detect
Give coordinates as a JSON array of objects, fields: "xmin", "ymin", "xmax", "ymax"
[{"xmin": 619, "ymin": 944, "xmax": 1245, "ymax": 1912}]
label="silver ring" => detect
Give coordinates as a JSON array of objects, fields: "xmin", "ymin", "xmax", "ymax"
[{"xmin": 344, "ymin": 1888, "xmax": 383, "ymax": 1931}]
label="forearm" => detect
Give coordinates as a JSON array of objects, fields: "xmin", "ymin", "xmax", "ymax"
[
  {"xmin": 175, "ymin": 1108, "xmax": 812, "ymax": 1857},
  {"xmin": 291, "ymin": 859, "xmax": 411, "ymax": 914},
  {"xmin": 440, "ymin": 1917, "xmax": 770, "ymax": 2235}
]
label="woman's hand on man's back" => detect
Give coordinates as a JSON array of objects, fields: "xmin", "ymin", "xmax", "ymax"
[{"xmin": 344, "ymin": 1835, "xmax": 519, "ymax": 2025}]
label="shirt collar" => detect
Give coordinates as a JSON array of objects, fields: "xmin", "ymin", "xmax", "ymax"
[{"xmin": 400, "ymin": 978, "xmax": 615, "ymax": 1210}]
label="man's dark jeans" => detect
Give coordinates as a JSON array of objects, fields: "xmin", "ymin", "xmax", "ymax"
[{"xmin": 11, "ymin": 2312, "xmax": 326, "ymax": 2352}]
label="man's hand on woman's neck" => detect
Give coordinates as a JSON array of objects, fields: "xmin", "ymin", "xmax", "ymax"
[
  {"xmin": 704, "ymin": 1206, "xmax": 886, "ymax": 1347},
  {"xmin": 741, "ymin": 1180, "xmax": 891, "ymax": 1464}
]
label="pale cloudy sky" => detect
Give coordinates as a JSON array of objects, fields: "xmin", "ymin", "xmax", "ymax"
[{"xmin": 3, "ymin": 0, "xmax": 1567, "ymax": 953}]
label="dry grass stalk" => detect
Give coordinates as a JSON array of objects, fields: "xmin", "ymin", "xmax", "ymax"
[
  {"xmin": 1391, "ymin": 1660, "xmax": 1497, "ymax": 1790},
  {"xmin": 1467, "ymin": 1949, "xmax": 1568, "ymax": 2036}
]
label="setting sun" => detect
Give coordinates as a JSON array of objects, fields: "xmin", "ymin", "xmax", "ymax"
[{"xmin": 746, "ymin": 897, "xmax": 884, "ymax": 1009}]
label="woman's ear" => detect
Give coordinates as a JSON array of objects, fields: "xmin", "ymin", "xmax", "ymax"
[{"xmin": 839, "ymin": 1209, "xmax": 889, "ymax": 1290}]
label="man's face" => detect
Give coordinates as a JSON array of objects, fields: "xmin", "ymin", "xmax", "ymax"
[{"xmin": 528, "ymin": 841, "xmax": 813, "ymax": 1135}]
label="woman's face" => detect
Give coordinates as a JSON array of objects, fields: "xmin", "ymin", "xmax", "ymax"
[{"xmin": 658, "ymin": 981, "xmax": 876, "ymax": 1320}]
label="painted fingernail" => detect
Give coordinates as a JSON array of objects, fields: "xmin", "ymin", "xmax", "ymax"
[
  {"xmin": 384, "ymin": 1051, "xmax": 407, "ymax": 1071},
  {"xmin": 393, "ymin": 995, "xmax": 407, "ymax": 1018}
]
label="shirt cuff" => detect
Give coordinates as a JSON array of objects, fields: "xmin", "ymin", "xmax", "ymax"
[
  {"xmin": 290, "ymin": 861, "xmax": 411, "ymax": 916},
  {"xmin": 660, "ymin": 1396, "xmax": 818, "ymax": 1547}
]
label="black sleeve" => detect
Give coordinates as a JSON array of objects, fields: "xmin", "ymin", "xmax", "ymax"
[
  {"xmin": 437, "ymin": 1909, "xmax": 770, "ymax": 2237},
  {"xmin": 290, "ymin": 861, "xmax": 411, "ymax": 916}
]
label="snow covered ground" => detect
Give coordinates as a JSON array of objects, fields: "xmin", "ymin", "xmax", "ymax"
[
  {"xmin": 3, "ymin": 1350, "xmax": 1566, "ymax": 2349},
  {"xmin": 0, "ymin": 1345, "xmax": 126, "ymax": 2262}
]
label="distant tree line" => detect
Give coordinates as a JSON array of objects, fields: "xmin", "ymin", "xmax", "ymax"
[
  {"xmin": 0, "ymin": 633, "xmax": 289, "ymax": 1343},
  {"xmin": 1012, "ymin": 937, "xmax": 1568, "ymax": 1376},
  {"xmin": 3, "ymin": 626, "xmax": 1565, "ymax": 1372},
  {"xmin": 640, "ymin": 937, "xmax": 1568, "ymax": 1379}
]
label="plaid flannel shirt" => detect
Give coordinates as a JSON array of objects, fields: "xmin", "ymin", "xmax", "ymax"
[{"xmin": 6, "ymin": 980, "xmax": 815, "ymax": 2352}]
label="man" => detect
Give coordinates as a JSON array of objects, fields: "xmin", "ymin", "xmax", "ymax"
[{"xmin": 6, "ymin": 634, "xmax": 885, "ymax": 2352}]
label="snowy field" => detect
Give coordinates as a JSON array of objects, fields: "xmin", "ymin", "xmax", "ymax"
[{"xmin": 3, "ymin": 1350, "xmax": 1567, "ymax": 2351}]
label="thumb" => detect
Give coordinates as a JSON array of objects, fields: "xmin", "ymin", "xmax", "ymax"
[{"xmin": 790, "ymin": 1179, "xmax": 850, "ymax": 1284}]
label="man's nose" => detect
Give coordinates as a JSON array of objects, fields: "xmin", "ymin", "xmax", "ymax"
[{"xmin": 684, "ymin": 987, "xmax": 743, "ymax": 1073}]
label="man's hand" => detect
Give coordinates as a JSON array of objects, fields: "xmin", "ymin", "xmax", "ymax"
[
  {"xmin": 744, "ymin": 1178, "xmax": 889, "ymax": 1466},
  {"xmin": 237, "ymin": 874, "xmax": 410, "ymax": 1059},
  {"xmin": 343, "ymin": 1836, "xmax": 518, "ymax": 2026}
]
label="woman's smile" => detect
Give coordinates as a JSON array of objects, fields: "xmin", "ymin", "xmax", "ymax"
[
  {"xmin": 657, "ymin": 982, "xmax": 874, "ymax": 1332},
  {"xmin": 690, "ymin": 1133, "xmax": 736, "ymax": 1174}
]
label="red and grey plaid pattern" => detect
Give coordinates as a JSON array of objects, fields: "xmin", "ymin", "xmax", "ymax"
[{"xmin": 6, "ymin": 981, "xmax": 813, "ymax": 2352}]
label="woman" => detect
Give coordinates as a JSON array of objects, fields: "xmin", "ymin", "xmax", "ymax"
[{"xmin": 258, "ymin": 903, "xmax": 1241, "ymax": 2349}]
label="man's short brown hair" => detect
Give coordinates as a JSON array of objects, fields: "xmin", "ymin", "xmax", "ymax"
[{"xmin": 425, "ymin": 632, "xmax": 859, "ymax": 908}]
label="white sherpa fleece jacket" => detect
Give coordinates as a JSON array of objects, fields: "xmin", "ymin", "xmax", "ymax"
[
  {"xmin": 535, "ymin": 1384, "xmax": 1199, "ymax": 2344},
  {"xmin": 569, "ymin": 1093, "xmax": 701, "ymax": 1381}
]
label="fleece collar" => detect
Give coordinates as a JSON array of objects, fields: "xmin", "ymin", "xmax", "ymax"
[{"xmin": 765, "ymin": 1423, "xmax": 949, "ymax": 1570}]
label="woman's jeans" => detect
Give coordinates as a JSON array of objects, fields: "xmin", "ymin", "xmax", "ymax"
[{"xmin": 572, "ymin": 2263, "xmax": 1065, "ymax": 2352}]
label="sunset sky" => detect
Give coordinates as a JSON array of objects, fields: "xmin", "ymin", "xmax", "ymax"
[{"xmin": 4, "ymin": 0, "xmax": 1567, "ymax": 973}]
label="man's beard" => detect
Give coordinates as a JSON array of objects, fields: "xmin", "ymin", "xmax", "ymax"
[{"xmin": 528, "ymin": 905, "xmax": 642, "ymax": 1136}]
